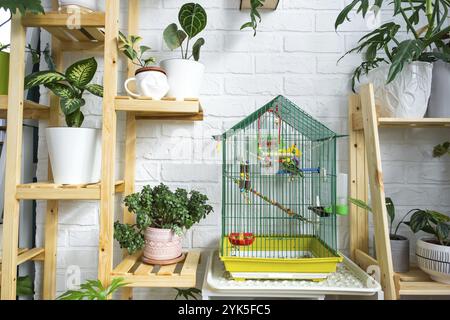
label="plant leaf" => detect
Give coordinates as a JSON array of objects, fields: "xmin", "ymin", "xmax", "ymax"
[
  {"xmin": 163, "ymin": 23, "xmax": 186, "ymax": 50},
  {"xmin": 16, "ymin": 276, "xmax": 34, "ymax": 296},
  {"xmin": 24, "ymin": 71, "xmax": 66, "ymax": 90},
  {"xmin": 385, "ymin": 197, "xmax": 395, "ymax": 226},
  {"xmin": 178, "ymin": 3, "xmax": 207, "ymax": 39},
  {"xmin": 85, "ymin": 84, "xmax": 103, "ymax": 97},
  {"xmin": 1, "ymin": 0, "xmax": 45, "ymax": 15},
  {"xmin": 45, "ymin": 83, "xmax": 75, "ymax": 99},
  {"xmin": 66, "ymin": 57, "xmax": 98, "ymax": 89},
  {"xmin": 349, "ymin": 198, "xmax": 372, "ymax": 212},
  {"xmin": 387, "ymin": 39, "xmax": 424, "ymax": 84},
  {"xmin": 65, "ymin": 109, "xmax": 84, "ymax": 128},
  {"xmin": 61, "ymin": 98, "xmax": 85, "ymax": 116},
  {"xmin": 192, "ymin": 37, "xmax": 205, "ymax": 61}
]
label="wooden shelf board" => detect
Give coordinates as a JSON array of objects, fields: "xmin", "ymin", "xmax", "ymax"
[
  {"xmin": 0, "ymin": 248, "xmax": 44, "ymax": 289},
  {"xmin": 16, "ymin": 180, "xmax": 124, "ymax": 200},
  {"xmin": 0, "ymin": 95, "xmax": 50, "ymax": 120},
  {"xmin": 352, "ymin": 111, "xmax": 450, "ymax": 130},
  {"xmin": 240, "ymin": 0, "xmax": 279, "ymax": 10},
  {"xmin": 111, "ymin": 250, "xmax": 200, "ymax": 288},
  {"xmin": 22, "ymin": 12, "xmax": 105, "ymax": 28},
  {"xmin": 395, "ymin": 267, "xmax": 450, "ymax": 296}
]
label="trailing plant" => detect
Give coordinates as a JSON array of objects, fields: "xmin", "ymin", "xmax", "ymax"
[
  {"xmin": 57, "ymin": 278, "xmax": 127, "ymax": 300},
  {"xmin": 350, "ymin": 197, "xmax": 419, "ymax": 239},
  {"xmin": 118, "ymin": 31, "xmax": 156, "ymax": 68},
  {"xmin": 26, "ymin": 43, "xmax": 55, "ymax": 70},
  {"xmin": 114, "ymin": 183, "xmax": 213, "ymax": 254},
  {"xmin": 174, "ymin": 287, "xmax": 201, "ymax": 300},
  {"xmin": 433, "ymin": 141, "xmax": 450, "ymax": 158},
  {"xmin": 163, "ymin": 2, "xmax": 207, "ymax": 61},
  {"xmin": 241, "ymin": 0, "xmax": 265, "ymax": 36},
  {"xmin": 24, "ymin": 57, "xmax": 103, "ymax": 127},
  {"xmin": 405, "ymin": 209, "xmax": 450, "ymax": 246},
  {"xmin": 336, "ymin": 0, "xmax": 450, "ymax": 91}
]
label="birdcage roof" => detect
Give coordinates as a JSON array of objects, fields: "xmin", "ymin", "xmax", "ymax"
[{"xmin": 223, "ymin": 95, "xmax": 338, "ymax": 141}]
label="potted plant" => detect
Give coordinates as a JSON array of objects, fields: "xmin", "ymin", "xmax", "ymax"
[
  {"xmin": 336, "ymin": 0, "xmax": 450, "ymax": 118},
  {"xmin": 0, "ymin": 0, "xmax": 45, "ymax": 95},
  {"xmin": 406, "ymin": 209, "xmax": 450, "ymax": 284},
  {"xmin": 25, "ymin": 57, "xmax": 103, "ymax": 184},
  {"xmin": 162, "ymin": 2, "xmax": 207, "ymax": 101},
  {"xmin": 114, "ymin": 184, "xmax": 213, "ymax": 264},
  {"xmin": 58, "ymin": 278, "xmax": 127, "ymax": 300},
  {"xmin": 350, "ymin": 198, "xmax": 418, "ymax": 273},
  {"xmin": 118, "ymin": 32, "xmax": 169, "ymax": 100}
]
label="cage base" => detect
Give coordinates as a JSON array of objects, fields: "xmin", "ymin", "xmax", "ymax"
[{"xmin": 229, "ymin": 271, "xmax": 329, "ymax": 281}]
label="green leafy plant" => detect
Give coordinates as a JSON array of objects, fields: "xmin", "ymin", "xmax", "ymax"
[
  {"xmin": 24, "ymin": 57, "xmax": 103, "ymax": 127},
  {"xmin": 174, "ymin": 287, "xmax": 201, "ymax": 300},
  {"xmin": 350, "ymin": 197, "xmax": 418, "ymax": 239},
  {"xmin": 118, "ymin": 31, "xmax": 156, "ymax": 68},
  {"xmin": 57, "ymin": 278, "xmax": 127, "ymax": 300},
  {"xmin": 163, "ymin": 2, "xmax": 207, "ymax": 61},
  {"xmin": 241, "ymin": 0, "xmax": 265, "ymax": 36},
  {"xmin": 114, "ymin": 183, "xmax": 213, "ymax": 254},
  {"xmin": 26, "ymin": 43, "xmax": 55, "ymax": 70},
  {"xmin": 336, "ymin": 0, "xmax": 450, "ymax": 91},
  {"xmin": 433, "ymin": 141, "xmax": 450, "ymax": 158},
  {"xmin": 16, "ymin": 275, "xmax": 34, "ymax": 297},
  {"xmin": 406, "ymin": 209, "xmax": 450, "ymax": 246}
]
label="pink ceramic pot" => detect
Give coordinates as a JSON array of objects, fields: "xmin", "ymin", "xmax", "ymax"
[{"xmin": 144, "ymin": 227, "xmax": 182, "ymax": 261}]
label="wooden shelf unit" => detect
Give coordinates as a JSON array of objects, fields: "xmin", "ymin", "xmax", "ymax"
[
  {"xmin": 0, "ymin": 95, "xmax": 49, "ymax": 120},
  {"xmin": 240, "ymin": 0, "xmax": 280, "ymax": 10},
  {"xmin": 349, "ymin": 84, "xmax": 450, "ymax": 300}
]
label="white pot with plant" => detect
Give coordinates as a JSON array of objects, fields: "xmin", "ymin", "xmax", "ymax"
[
  {"xmin": 161, "ymin": 2, "xmax": 207, "ymax": 101},
  {"xmin": 335, "ymin": 1, "xmax": 450, "ymax": 118},
  {"xmin": 406, "ymin": 209, "xmax": 450, "ymax": 284},
  {"xmin": 25, "ymin": 57, "xmax": 104, "ymax": 185},
  {"xmin": 114, "ymin": 184, "xmax": 213, "ymax": 265},
  {"xmin": 58, "ymin": 0, "xmax": 98, "ymax": 11}
]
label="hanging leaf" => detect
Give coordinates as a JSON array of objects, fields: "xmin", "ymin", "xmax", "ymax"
[
  {"xmin": 24, "ymin": 71, "xmax": 66, "ymax": 90},
  {"xmin": 387, "ymin": 39, "xmax": 425, "ymax": 83},
  {"xmin": 66, "ymin": 57, "xmax": 98, "ymax": 89},
  {"xmin": 45, "ymin": 83, "xmax": 76, "ymax": 99},
  {"xmin": 192, "ymin": 37, "xmax": 205, "ymax": 61},
  {"xmin": 61, "ymin": 98, "xmax": 85, "ymax": 116},
  {"xmin": 163, "ymin": 23, "xmax": 187, "ymax": 50},
  {"xmin": 178, "ymin": 3, "xmax": 207, "ymax": 39},
  {"xmin": 85, "ymin": 84, "xmax": 104, "ymax": 97}
]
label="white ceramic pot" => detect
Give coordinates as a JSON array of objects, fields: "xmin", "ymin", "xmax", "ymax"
[
  {"xmin": 125, "ymin": 67, "xmax": 170, "ymax": 100},
  {"xmin": 416, "ymin": 238, "xmax": 450, "ymax": 284},
  {"xmin": 365, "ymin": 61, "xmax": 433, "ymax": 118},
  {"xmin": 143, "ymin": 227, "xmax": 182, "ymax": 261},
  {"xmin": 58, "ymin": 0, "xmax": 98, "ymax": 11},
  {"xmin": 46, "ymin": 127, "xmax": 101, "ymax": 185},
  {"xmin": 160, "ymin": 59, "xmax": 205, "ymax": 101}
]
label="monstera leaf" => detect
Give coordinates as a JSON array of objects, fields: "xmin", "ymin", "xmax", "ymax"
[
  {"xmin": 24, "ymin": 71, "xmax": 66, "ymax": 89},
  {"xmin": 163, "ymin": 23, "xmax": 187, "ymax": 50},
  {"xmin": 178, "ymin": 3, "xmax": 207, "ymax": 39},
  {"xmin": 66, "ymin": 57, "xmax": 97, "ymax": 89}
]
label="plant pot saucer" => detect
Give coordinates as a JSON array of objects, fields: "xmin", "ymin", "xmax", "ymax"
[{"xmin": 142, "ymin": 253, "xmax": 186, "ymax": 266}]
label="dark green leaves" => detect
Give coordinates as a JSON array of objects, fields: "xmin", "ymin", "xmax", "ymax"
[
  {"xmin": 0, "ymin": 0, "xmax": 44, "ymax": 15},
  {"xmin": 387, "ymin": 39, "xmax": 424, "ymax": 83},
  {"xmin": 349, "ymin": 198, "xmax": 372, "ymax": 212},
  {"xmin": 433, "ymin": 141, "xmax": 450, "ymax": 158},
  {"xmin": 58, "ymin": 278, "xmax": 127, "ymax": 300},
  {"xmin": 17, "ymin": 276, "xmax": 34, "ymax": 297},
  {"xmin": 163, "ymin": 23, "xmax": 187, "ymax": 50},
  {"xmin": 192, "ymin": 37, "xmax": 205, "ymax": 61},
  {"xmin": 66, "ymin": 57, "xmax": 97, "ymax": 88},
  {"xmin": 178, "ymin": 2, "xmax": 207, "ymax": 39},
  {"xmin": 241, "ymin": 0, "xmax": 265, "ymax": 36},
  {"xmin": 61, "ymin": 98, "xmax": 85, "ymax": 116},
  {"xmin": 174, "ymin": 287, "xmax": 202, "ymax": 300},
  {"xmin": 408, "ymin": 210, "xmax": 450, "ymax": 246},
  {"xmin": 24, "ymin": 71, "xmax": 66, "ymax": 89},
  {"xmin": 385, "ymin": 197, "xmax": 395, "ymax": 226}
]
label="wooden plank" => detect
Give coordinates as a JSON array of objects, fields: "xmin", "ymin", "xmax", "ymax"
[
  {"xmin": 43, "ymin": 27, "xmax": 74, "ymax": 42},
  {"xmin": 396, "ymin": 267, "xmax": 431, "ymax": 282},
  {"xmin": 115, "ymin": 96, "xmax": 200, "ymax": 113},
  {"xmin": 180, "ymin": 251, "xmax": 200, "ymax": 276},
  {"xmin": 17, "ymin": 248, "xmax": 45, "ymax": 265},
  {"xmin": 1, "ymin": 12, "xmax": 26, "ymax": 300},
  {"xmin": 83, "ymin": 27, "xmax": 105, "ymax": 41},
  {"xmin": 112, "ymin": 252, "xmax": 141, "ymax": 275},
  {"xmin": 16, "ymin": 186, "xmax": 101, "ymax": 200},
  {"xmin": 60, "ymin": 41, "xmax": 104, "ymax": 52},
  {"xmin": 360, "ymin": 84, "xmax": 396, "ymax": 300},
  {"xmin": 399, "ymin": 282, "xmax": 450, "ymax": 296},
  {"xmin": 379, "ymin": 118, "xmax": 450, "ymax": 128},
  {"xmin": 135, "ymin": 106, "xmax": 204, "ymax": 121},
  {"xmin": 0, "ymin": 248, "xmax": 28, "ymax": 265},
  {"xmin": 240, "ymin": 0, "xmax": 279, "ymax": 10},
  {"xmin": 157, "ymin": 264, "xmax": 178, "ymax": 276},
  {"xmin": 134, "ymin": 263, "xmax": 154, "ymax": 276},
  {"xmin": 348, "ymin": 95, "xmax": 369, "ymax": 259},
  {"xmin": 65, "ymin": 28, "xmax": 91, "ymax": 41},
  {"xmin": 98, "ymin": 0, "xmax": 119, "ymax": 290},
  {"xmin": 354, "ymin": 249, "xmax": 378, "ymax": 272},
  {"xmin": 22, "ymin": 12, "xmax": 105, "ymax": 28},
  {"xmin": 118, "ymin": 275, "xmax": 196, "ymax": 288}
]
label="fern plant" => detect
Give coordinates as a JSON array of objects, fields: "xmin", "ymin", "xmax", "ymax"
[
  {"xmin": 24, "ymin": 57, "xmax": 103, "ymax": 127},
  {"xmin": 57, "ymin": 278, "xmax": 127, "ymax": 300}
]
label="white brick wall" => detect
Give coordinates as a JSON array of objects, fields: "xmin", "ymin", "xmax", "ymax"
[{"xmin": 33, "ymin": 0, "xmax": 450, "ymax": 299}]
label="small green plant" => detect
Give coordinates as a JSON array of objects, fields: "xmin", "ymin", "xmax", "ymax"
[
  {"xmin": 433, "ymin": 141, "xmax": 450, "ymax": 158},
  {"xmin": 24, "ymin": 57, "xmax": 103, "ymax": 127},
  {"xmin": 17, "ymin": 275, "xmax": 34, "ymax": 297},
  {"xmin": 163, "ymin": 2, "xmax": 207, "ymax": 61},
  {"xmin": 174, "ymin": 287, "xmax": 201, "ymax": 300},
  {"xmin": 26, "ymin": 43, "xmax": 55, "ymax": 70},
  {"xmin": 114, "ymin": 183, "xmax": 213, "ymax": 254},
  {"xmin": 406, "ymin": 210, "xmax": 450, "ymax": 246},
  {"xmin": 241, "ymin": 0, "xmax": 265, "ymax": 36},
  {"xmin": 118, "ymin": 31, "xmax": 156, "ymax": 68},
  {"xmin": 57, "ymin": 278, "xmax": 127, "ymax": 300}
]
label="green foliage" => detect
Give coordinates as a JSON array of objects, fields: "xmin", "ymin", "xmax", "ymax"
[
  {"xmin": 24, "ymin": 57, "xmax": 103, "ymax": 127},
  {"xmin": 26, "ymin": 43, "xmax": 55, "ymax": 70},
  {"xmin": 349, "ymin": 197, "xmax": 372, "ymax": 212},
  {"xmin": 406, "ymin": 209, "xmax": 450, "ymax": 246},
  {"xmin": 163, "ymin": 3, "xmax": 207, "ymax": 61},
  {"xmin": 16, "ymin": 276, "xmax": 34, "ymax": 297},
  {"xmin": 118, "ymin": 31, "xmax": 156, "ymax": 68},
  {"xmin": 57, "ymin": 278, "xmax": 127, "ymax": 300},
  {"xmin": 241, "ymin": 0, "xmax": 265, "ymax": 36},
  {"xmin": 336, "ymin": 0, "xmax": 450, "ymax": 91},
  {"xmin": 433, "ymin": 141, "xmax": 450, "ymax": 158},
  {"xmin": 174, "ymin": 287, "xmax": 201, "ymax": 300},
  {"xmin": 114, "ymin": 184, "xmax": 213, "ymax": 254}
]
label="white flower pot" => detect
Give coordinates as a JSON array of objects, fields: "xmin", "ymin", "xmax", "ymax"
[
  {"xmin": 125, "ymin": 67, "xmax": 170, "ymax": 100},
  {"xmin": 46, "ymin": 127, "xmax": 101, "ymax": 185},
  {"xmin": 416, "ymin": 238, "xmax": 450, "ymax": 284},
  {"xmin": 160, "ymin": 59, "xmax": 205, "ymax": 101},
  {"xmin": 58, "ymin": 0, "xmax": 99, "ymax": 11},
  {"xmin": 365, "ymin": 61, "xmax": 433, "ymax": 118}
]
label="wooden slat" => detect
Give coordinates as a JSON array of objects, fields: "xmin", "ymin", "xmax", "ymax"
[
  {"xmin": 396, "ymin": 267, "xmax": 431, "ymax": 282},
  {"xmin": 379, "ymin": 118, "xmax": 450, "ymax": 128},
  {"xmin": 65, "ymin": 29, "xmax": 91, "ymax": 41},
  {"xmin": 399, "ymin": 282, "xmax": 450, "ymax": 296},
  {"xmin": 83, "ymin": 27, "xmax": 105, "ymax": 41},
  {"xmin": 17, "ymin": 248, "xmax": 45, "ymax": 265},
  {"xmin": 118, "ymin": 274, "xmax": 195, "ymax": 288},
  {"xmin": 115, "ymin": 96, "xmax": 200, "ymax": 114},
  {"xmin": 134, "ymin": 263, "xmax": 154, "ymax": 276},
  {"xmin": 112, "ymin": 252, "xmax": 141, "ymax": 275},
  {"xmin": 157, "ymin": 264, "xmax": 179, "ymax": 276},
  {"xmin": 180, "ymin": 251, "xmax": 201, "ymax": 276},
  {"xmin": 22, "ymin": 12, "xmax": 105, "ymax": 28},
  {"xmin": 0, "ymin": 248, "xmax": 28, "ymax": 265},
  {"xmin": 354, "ymin": 249, "xmax": 378, "ymax": 271},
  {"xmin": 240, "ymin": 0, "xmax": 279, "ymax": 10},
  {"xmin": 43, "ymin": 27, "xmax": 74, "ymax": 42},
  {"xmin": 60, "ymin": 41, "xmax": 104, "ymax": 52}
]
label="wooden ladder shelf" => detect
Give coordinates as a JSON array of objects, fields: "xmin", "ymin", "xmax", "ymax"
[{"xmin": 349, "ymin": 84, "xmax": 450, "ymax": 300}]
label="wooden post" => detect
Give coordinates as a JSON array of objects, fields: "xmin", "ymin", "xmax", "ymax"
[
  {"xmin": 348, "ymin": 94, "xmax": 369, "ymax": 259},
  {"xmin": 98, "ymin": 0, "xmax": 119, "ymax": 288},
  {"xmin": 360, "ymin": 84, "xmax": 396, "ymax": 300},
  {"xmin": 1, "ymin": 13, "xmax": 26, "ymax": 300}
]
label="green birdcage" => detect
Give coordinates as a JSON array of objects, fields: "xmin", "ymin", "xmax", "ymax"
[{"xmin": 220, "ymin": 95, "xmax": 343, "ymax": 281}]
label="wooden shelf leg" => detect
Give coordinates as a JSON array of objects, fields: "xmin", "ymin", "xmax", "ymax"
[
  {"xmin": 1, "ymin": 13, "xmax": 26, "ymax": 300},
  {"xmin": 360, "ymin": 84, "xmax": 396, "ymax": 300}
]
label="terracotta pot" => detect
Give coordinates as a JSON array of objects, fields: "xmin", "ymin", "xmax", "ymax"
[
  {"xmin": 416, "ymin": 238, "xmax": 450, "ymax": 284},
  {"xmin": 124, "ymin": 67, "xmax": 169, "ymax": 100},
  {"xmin": 143, "ymin": 227, "xmax": 182, "ymax": 261}
]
